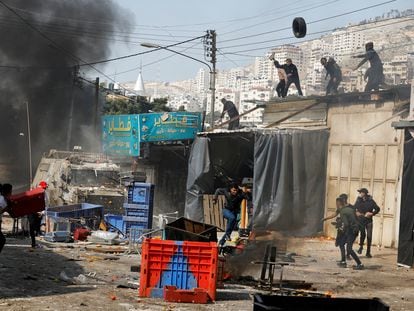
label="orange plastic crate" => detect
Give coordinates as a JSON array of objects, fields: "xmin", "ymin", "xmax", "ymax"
[{"xmin": 139, "ymin": 239, "xmax": 218, "ymax": 302}]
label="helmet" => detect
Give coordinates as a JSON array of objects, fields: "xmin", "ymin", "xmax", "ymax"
[{"xmin": 39, "ymin": 181, "xmax": 48, "ymax": 189}]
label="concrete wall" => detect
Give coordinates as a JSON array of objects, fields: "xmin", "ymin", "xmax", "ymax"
[
  {"xmin": 324, "ymin": 100, "xmax": 404, "ymax": 247},
  {"xmin": 136, "ymin": 147, "xmax": 189, "ymax": 218}
]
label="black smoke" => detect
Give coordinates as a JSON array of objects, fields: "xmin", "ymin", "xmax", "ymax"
[{"xmin": 0, "ymin": 0, "xmax": 132, "ymax": 190}]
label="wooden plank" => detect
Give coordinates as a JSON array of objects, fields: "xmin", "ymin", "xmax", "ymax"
[
  {"xmin": 202, "ymin": 194, "xmax": 226, "ymax": 231},
  {"xmin": 203, "ymin": 195, "xmax": 210, "ymax": 225}
]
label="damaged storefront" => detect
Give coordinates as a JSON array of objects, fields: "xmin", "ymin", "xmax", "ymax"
[{"xmin": 185, "ymin": 128, "xmax": 329, "ymax": 236}]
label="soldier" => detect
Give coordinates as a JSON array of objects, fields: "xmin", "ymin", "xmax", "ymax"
[
  {"xmin": 354, "ymin": 188, "xmax": 380, "ymax": 258},
  {"xmin": 336, "ymin": 197, "xmax": 364, "ymax": 269}
]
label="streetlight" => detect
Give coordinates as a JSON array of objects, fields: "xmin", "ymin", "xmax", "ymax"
[
  {"xmin": 19, "ymin": 102, "xmax": 33, "ymax": 188},
  {"xmin": 141, "ymin": 43, "xmax": 216, "ymax": 128}
]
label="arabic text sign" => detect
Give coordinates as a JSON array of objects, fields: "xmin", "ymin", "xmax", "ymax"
[
  {"xmin": 138, "ymin": 112, "xmax": 203, "ymax": 142},
  {"xmin": 102, "ymin": 115, "xmax": 139, "ymax": 156},
  {"xmin": 102, "ymin": 112, "xmax": 203, "ymax": 156}
]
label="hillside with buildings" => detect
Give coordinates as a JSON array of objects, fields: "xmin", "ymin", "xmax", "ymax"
[{"xmin": 130, "ymin": 10, "xmax": 414, "ymax": 126}]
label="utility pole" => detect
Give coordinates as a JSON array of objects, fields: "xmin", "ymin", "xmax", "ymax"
[
  {"xmin": 25, "ymin": 101, "xmax": 32, "ymax": 188},
  {"xmin": 205, "ymin": 30, "xmax": 217, "ymax": 127},
  {"xmin": 94, "ymin": 77, "xmax": 100, "ymax": 138},
  {"xmin": 67, "ymin": 66, "xmax": 78, "ymax": 151}
]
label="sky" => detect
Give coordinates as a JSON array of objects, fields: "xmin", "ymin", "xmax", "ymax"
[{"xmin": 92, "ymin": 0, "xmax": 414, "ymax": 84}]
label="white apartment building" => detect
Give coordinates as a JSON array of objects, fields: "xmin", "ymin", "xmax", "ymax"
[
  {"xmin": 332, "ymin": 28, "xmax": 365, "ymax": 62},
  {"xmin": 270, "ymin": 44, "xmax": 304, "ymax": 74},
  {"xmin": 253, "ymin": 56, "xmax": 276, "ymax": 81},
  {"xmin": 167, "ymin": 94, "xmax": 203, "ymax": 112},
  {"xmin": 195, "ymin": 68, "xmax": 209, "ymax": 97},
  {"xmin": 237, "ymin": 77, "xmax": 273, "ymax": 92},
  {"xmin": 216, "ymin": 67, "xmax": 248, "ymax": 90},
  {"xmin": 383, "ymin": 54, "xmax": 408, "ymax": 84},
  {"xmin": 238, "ymin": 88, "xmax": 270, "ymax": 125}
]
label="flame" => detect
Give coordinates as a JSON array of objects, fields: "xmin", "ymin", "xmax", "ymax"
[{"xmin": 325, "ymin": 290, "xmax": 335, "ymax": 298}]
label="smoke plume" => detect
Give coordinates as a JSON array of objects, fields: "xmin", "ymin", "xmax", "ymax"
[{"xmin": 0, "ymin": 0, "xmax": 131, "ymax": 190}]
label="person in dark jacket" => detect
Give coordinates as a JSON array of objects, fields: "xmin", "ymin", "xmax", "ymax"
[
  {"xmin": 354, "ymin": 188, "xmax": 380, "ymax": 258},
  {"xmin": 353, "ymin": 42, "xmax": 384, "ymax": 92},
  {"xmin": 273, "ymin": 58, "xmax": 303, "ymax": 96},
  {"xmin": 321, "ymin": 57, "xmax": 342, "ymax": 95},
  {"xmin": 336, "ymin": 197, "xmax": 364, "ymax": 269},
  {"xmin": 0, "ymin": 183, "xmax": 12, "ymax": 254},
  {"xmin": 220, "ymin": 98, "xmax": 239, "ymax": 130},
  {"xmin": 213, "ymin": 183, "xmax": 245, "ymax": 246}
]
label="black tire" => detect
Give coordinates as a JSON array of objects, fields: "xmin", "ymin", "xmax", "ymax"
[{"xmin": 292, "ymin": 17, "xmax": 307, "ymax": 38}]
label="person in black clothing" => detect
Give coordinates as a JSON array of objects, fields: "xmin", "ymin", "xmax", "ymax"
[
  {"xmin": 335, "ymin": 197, "xmax": 364, "ymax": 269},
  {"xmin": 220, "ymin": 98, "xmax": 239, "ymax": 130},
  {"xmin": 354, "ymin": 188, "xmax": 380, "ymax": 258},
  {"xmin": 353, "ymin": 42, "xmax": 384, "ymax": 92},
  {"xmin": 213, "ymin": 183, "xmax": 245, "ymax": 246},
  {"xmin": 273, "ymin": 58, "xmax": 303, "ymax": 96},
  {"xmin": 321, "ymin": 57, "xmax": 342, "ymax": 95},
  {"xmin": 338, "ymin": 193, "xmax": 355, "ymax": 260},
  {"xmin": 0, "ymin": 184, "xmax": 12, "ymax": 254}
]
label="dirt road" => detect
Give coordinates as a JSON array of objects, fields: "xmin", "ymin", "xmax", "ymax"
[{"xmin": 0, "ymin": 216, "xmax": 413, "ymax": 310}]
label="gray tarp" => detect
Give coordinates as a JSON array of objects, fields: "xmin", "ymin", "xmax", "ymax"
[
  {"xmin": 253, "ymin": 129, "xmax": 329, "ymax": 235},
  {"xmin": 185, "ymin": 128, "xmax": 329, "ymax": 236},
  {"xmin": 185, "ymin": 137, "xmax": 214, "ymax": 221}
]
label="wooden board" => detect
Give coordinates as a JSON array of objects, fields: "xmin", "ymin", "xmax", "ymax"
[{"xmin": 203, "ymin": 194, "xmax": 226, "ymax": 231}]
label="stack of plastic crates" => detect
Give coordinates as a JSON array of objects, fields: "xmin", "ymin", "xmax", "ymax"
[{"xmin": 123, "ymin": 182, "xmax": 155, "ymax": 242}]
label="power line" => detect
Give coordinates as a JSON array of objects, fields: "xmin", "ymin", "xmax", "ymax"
[
  {"xmin": 6, "ymin": 2, "xmax": 303, "ymax": 31},
  {"xmin": 219, "ymin": 0, "xmax": 397, "ymax": 44},
  {"xmin": 0, "ymin": 15, "xmax": 195, "ymax": 40},
  {"xmin": 220, "ymin": 14, "xmax": 414, "ymax": 54},
  {"xmin": 0, "ymin": 0, "xmax": 207, "ymax": 95},
  {"xmin": 0, "ymin": 16, "xmax": 206, "ymax": 50},
  {"xmin": 81, "ymin": 36, "xmax": 206, "ymax": 66},
  {"xmin": 220, "ymin": 0, "xmax": 337, "ymax": 36},
  {"xmin": 103, "ymin": 42, "xmax": 202, "ymax": 77}
]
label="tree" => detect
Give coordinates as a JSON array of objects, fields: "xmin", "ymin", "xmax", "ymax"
[
  {"xmin": 151, "ymin": 98, "xmax": 171, "ymax": 112},
  {"xmin": 103, "ymin": 95, "xmax": 170, "ymax": 115}
]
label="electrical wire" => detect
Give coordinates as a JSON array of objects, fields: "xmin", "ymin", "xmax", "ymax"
[
  {"xmin": 0, "ymin": 0, "xmax": 207, "ymax": 95},
  {"xmin": 219, "ymin": 0, "xmax": 397, "ymax": 44},
  {"xmin": 220, "ymin": 0, "xmax": 337, "ymax": 36},
  {"xmin": 220, "ymin": 14, "xmax": 414, "ymax": 55},
  {"xmin": 103, "ymin": 41, "xmax": 202, "ymax": 77},
  {"xmin": 0, "ymin": 16, "xmax": 205, "ymax": 50},
  {"xmin": 5, "ymin": 1, "xmax": 305, "ymax": 31}
]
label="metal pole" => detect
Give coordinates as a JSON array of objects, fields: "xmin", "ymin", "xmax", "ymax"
[
  {"xmin": 210, "ymin": 68, "xmax": 216, "ymax": 127},
  {"xmin": 210, "ymin": 30, "xmax": 217, "ymax": 127},
  {"xmin": 25, "ymin": 101, "xmax": 33, "ymax": 188}
]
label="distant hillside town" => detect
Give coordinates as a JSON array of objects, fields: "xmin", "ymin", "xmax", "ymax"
[{"xmin": 122, "ymin": 10, "xmax": 414, "ymax": 126}]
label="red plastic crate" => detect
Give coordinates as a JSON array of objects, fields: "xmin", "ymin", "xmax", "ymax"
[
  {"xmin": 8, "ymin": 188, "xmax": 45, "ymax": 218},
  {"xmin": 139, "ymin": 239, "xmax": 218, "ymax": 302},
  {"xmin": 164, "ymin": 286, "xmax": 209, "ymax": 304}
]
